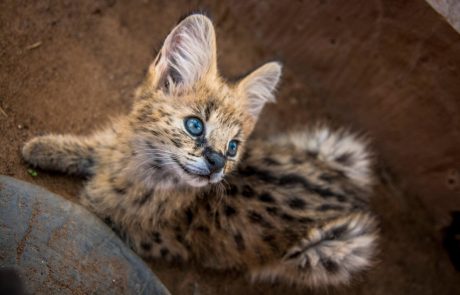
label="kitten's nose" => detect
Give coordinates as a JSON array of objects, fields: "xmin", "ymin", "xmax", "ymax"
[{"xmin": 204, "ymin": 148, "xmax": 226, "ymax": 174}]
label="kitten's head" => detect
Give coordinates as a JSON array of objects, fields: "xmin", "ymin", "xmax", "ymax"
[{"xmin": 131, "ymin": 14, "xmax": 282, "ymax": 187}]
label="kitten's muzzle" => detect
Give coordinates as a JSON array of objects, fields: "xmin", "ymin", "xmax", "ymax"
[{"xmin": 203, "ymin": 147, "xmax": 226, "ymax": 174}]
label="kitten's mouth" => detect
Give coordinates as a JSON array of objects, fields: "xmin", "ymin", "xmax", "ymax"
[
  {"xmin": 177, "ymin": 161, "xmax": 210, "ymax": 178},
  {"xmin": 171, "ymin": 157, "xmax": 223, "ymax": 186}
]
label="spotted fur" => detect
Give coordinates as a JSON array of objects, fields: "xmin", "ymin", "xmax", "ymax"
[{"xmin": 22, "ymin": 14, "xmax": 378, "ymax": 288}]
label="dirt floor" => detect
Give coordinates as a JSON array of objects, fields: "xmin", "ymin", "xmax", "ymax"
[{"xmin": 1, "ymin": 0, "xmax": 460, "ymax": 294}]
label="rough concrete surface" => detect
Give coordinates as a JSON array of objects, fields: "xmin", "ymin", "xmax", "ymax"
[
  {"xmin": 426, "ymin": 0, "xmax": 460, "ymax": 33},
  {"xmin": 0, "ymin": 176, "xmax": 170, "ymax": 295}
]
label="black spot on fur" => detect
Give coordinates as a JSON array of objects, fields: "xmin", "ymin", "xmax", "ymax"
[
  {"xmin": 262, "ymin": 234, "xmax": 279, "ymax": 252},
  {"xmin": 227, "ymin": 184, "xmax": 239, "ymax": 196},
  {"xmin": 174, "ymin": 232, "xmax": 190, "ymax": 251},
  {"xmin": 171, "ymin": 138, "xmax": 183, "ymax": 148},
  {"xmin": 224, "ymin": 204, "xmax": 237, "ymax": 217},
  {"xmin": 81, "ymin": 157, "xmax": 95, "ymax": 174},
  {"xmin": 254, "ymin": 169, "xmax": 277, "ymax": 182},
  {"xmin": 214, "ymin": 211, "xmax": 222, "ymax": 229},
  {"xmin": 329, "ymin": 225, "xmax": 348, "ymax": 240},
  {"xmin": 176, "ymin": 233, "xmax": 185, "ymax": 245},
  {"xmin": 136, "ymin": 104, "xmax": 154, "ymax": 123},
  {"xmin": 319, "ymin": 173, "xmax": 336, "ymax": 182},
  {"xmin": 280, "ymin": 213, "xmax": 295, "ymax": 222},
  {"xmin": 265, "ymin": 206, "xmax": 279, "ymax": 216},
  {"xmin": 185, "ymin": 208, "xmax": 194, "ymax": 225},
  {"xmin": 104, "ymin": 217, "xmax": 114, "ymax": 227},
  {"xmin": 204, "ymin": 100, "xmax": 217, "ymax": 121},
  {"xmin": 322, "ymin": 259, "xmax": 340, "ymax": 273},
  {"xmin": 284, "ymin": 228, "xmax": 300, "ymax": 241},
  {"xmin": 298, "ymin": 217, "xmax": 314, "ymax": 223},
  {"xmin": 239, "ymin": 168, "xmax": 347, "ymax": 201},
  {"xmin": 104, "ymin": 217, "xmax": 116, "ymax": 228},
  {"xmin": 262, "ymin": 234, "xmax": 275, "ymax": 242},
  {"xmin": 319, "ymin": 171, "xmax": 346, "ymax": 182},
  {"xmin": 263, "ymin": 157, "xmax": 281, "ymax": 165},
  {"xmin": 255, "ymin": 248, "xmax": 268, "ymax": 264},
  {"xmin": 241, "ymin": 185, "xmax": 255, "ymax": 198},
  {"xmin": 307, "ymin": 151, "xmax": 318, "ymax": 158},
  {"xmin": 195, "ymin": 225, "xmax": 210, "ymax": 234},
  {"xmin": 278, "ymin": 174, "xmax": 307, "ymax": 186},
  {"xmin": 158, "ymin": 108, "xmax": 168, "ymax": 117},
  {"xmin": 336, "ymin": 194, "xmax": 347, "ymax": 202},
  {"xmin": 247, "ymin": 211, "xmax": 272, "ymax": 228},
  {"xmin": 171, "ymin": 254, "xmax": 184, "ymax": 264},
  {"xmin": 204, "ymin": 201, "xmax": 212, "ymax": 213},
  {"xmin": 291, "ymin": 157, "xmax": 304, "ymax": 164},
  {"xmin": 279, "ymin": 174, "xmax": 345, "ymax": 199},
  {"xmin": 113, "ymin": 186, "xmax": 127, "ymax": 195},
  {"xmin": 234, "ymin": 232, "xmax": 246, "ymax": 251},
  {"xmin": 241, "ymin": 150, "xmax": 251, "ymax": 161},
  {"xmin": 238, "ymin": 166, "xmax": 277, "ymax": 182},
  {"xmin": 136, "ymin": 189, "xmax": 153, "ymax": 206},
  {"xmin": 336, "ymin": 152, "xmax": 354, "ymax": 166},
  {"xmin": 286, "ymin": 251, "xmax": 302, "ymax": 259},
  {"xmin": 160, "ymin": 248, "xmax": 169, "ymax": 258},
  {"xmin": 317, "ymin": 204, "xmax": 343, "ymax": 211},
  {"xmin": 258, "ymin": 192, "xmax": 276, "ymax": 203},
  {"xmin": 153, "ymin": 158, "xmax": 163, "ymax": 166},
  {"xmin": 152, "ymin": 231, "xmax": 162, "ymax": 244},
  {"xmin": 287, "ymin": 197, "xmax": 306, "ymax": 210},
  {"xmin": 141, "ymin": 242, "xmax": 152, "ymax": 251}
]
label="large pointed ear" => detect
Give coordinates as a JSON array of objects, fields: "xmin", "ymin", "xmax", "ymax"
[
  {"xmin": 237, "ymin": 62, "xmax": 282, "ymax": 119},
  {"xmin": 149, "ymin": 14, "xmax": 217, "ymax": 92}
]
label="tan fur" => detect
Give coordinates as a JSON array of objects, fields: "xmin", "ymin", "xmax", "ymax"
[{"xmin": 22, "ymin": 14, "xmax": 378, "ymax": 288}]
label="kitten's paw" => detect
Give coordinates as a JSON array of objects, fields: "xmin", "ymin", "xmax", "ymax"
[
  {"xmin": 22, "ymin": 134, "xmax": 97, "ymax": 175},
  {"xmin": 22, "ymin": 137, "xmax": 48, "ymax": 165}
]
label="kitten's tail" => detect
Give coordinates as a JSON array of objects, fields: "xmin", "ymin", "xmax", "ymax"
[
  {"xmin": 252, "ymin": 212, "xmax": 378, "ymax": 287},
  {"xmin": 22, "ymin": 134, "xmax": 100, "ymax": 176},
  {"xmin": 279, "ymin": 127, "xmax": 374, "ymax": 190}
]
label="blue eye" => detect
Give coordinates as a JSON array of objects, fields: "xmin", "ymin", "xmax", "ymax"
[
  {"xmin": 184, "ymin": 117, "xmax": 204, "ymax": 136},
  {"xmin": 227, "ymin": 140, "xmax": 239, "ymax": 157}
]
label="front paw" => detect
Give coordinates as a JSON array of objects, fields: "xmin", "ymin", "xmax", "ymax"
[{"xmin": 22, "ymin": 137, "xmax": 49, "ymax": 165}]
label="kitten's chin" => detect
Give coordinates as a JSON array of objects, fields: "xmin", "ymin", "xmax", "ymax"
[
  {"xmin": 185, "ymin": 178, "xmax": 210, "ymax": 188},
  {"xmin": 185, "ymin": 172, "xmax": 223, "ymax": 187},
  {"xmin": 209, "ymin": 171, "xmax": 224, "ymax": 184},
  {"xmin": 169, "ymin": 165, "xmax": 209, "ymax": 187}
]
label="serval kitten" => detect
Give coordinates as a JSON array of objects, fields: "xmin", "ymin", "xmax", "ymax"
[{"xmin": 22, "ymin": 14, "xmax": 378, "ymax": 287}]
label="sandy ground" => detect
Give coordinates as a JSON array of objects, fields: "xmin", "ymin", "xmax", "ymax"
[{"xmin": 1, "ymin": 1, "xmax": 459, "ymax": 294}]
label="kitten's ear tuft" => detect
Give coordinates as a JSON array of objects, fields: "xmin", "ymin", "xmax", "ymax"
[
  {"xmin": 238, "ymin": 62, "xmax": 282, "ymax": 118},
  {"xmin": 151, "ymin": 14, "xmax": 217, "ymax": 92}
]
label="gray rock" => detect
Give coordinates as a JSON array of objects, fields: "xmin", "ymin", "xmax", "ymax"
[
  {"xmin": 426, "ymin": 0, "xmax": 460, "ymax": 34},
  {"xmin": 0, "ymin": 176, "xmax": 170, "ymax": 295}
]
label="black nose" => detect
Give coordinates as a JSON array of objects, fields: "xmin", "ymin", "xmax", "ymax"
[{"xmin": 204, "ymin": 148, "xmax": 226, "ymax": 173}]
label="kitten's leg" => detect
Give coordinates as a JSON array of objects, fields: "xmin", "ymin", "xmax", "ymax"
[
  {"xmin": 250, "ymin": 213, "xmax": 378, "ymax": 287},
  {"xmin": 22, "ymin": 134, "xmax": 98, "ymax": 176}
]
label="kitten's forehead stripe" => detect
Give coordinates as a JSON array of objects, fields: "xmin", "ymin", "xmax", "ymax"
[
  {"xmin": 204, "ymin": 99, "xmax": 218, "ymax": 121},
  {"xmin": 235, "ymin": 129, "xmax": 242, "ymax": 139}
]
